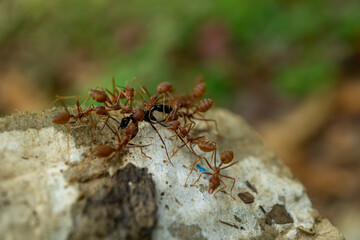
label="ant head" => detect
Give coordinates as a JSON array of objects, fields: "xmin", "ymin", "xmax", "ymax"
[
  {"xmin": 220, "ymin": 151, "xmax": 234, "ymax": 164},
  {"xmin": 120, "ymin": 117, "xmax": 130, "ymax": 129},
  {"xmin": 144, "ymin": 97, "xmax": 157, "ymax": 110},
  {"xmin": 123, "ymin": 87, "xmax": 134, "ymax": 98}
]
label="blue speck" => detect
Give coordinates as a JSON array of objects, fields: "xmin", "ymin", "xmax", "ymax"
[{"xmin": 196, "ymin": 164, "xmax": 208, "ymax": 173}]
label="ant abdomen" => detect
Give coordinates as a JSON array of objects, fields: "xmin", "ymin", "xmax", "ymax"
[
  {"xmin": 157, "ymin": 82, "xmax": 173, "ymax": 94},
  {"xmin": 93, "ymin": 144, "xmax": 115, "ymax": 158},
  {"xmin": 52, "ymin": 111, "xmax": 71, "ymax": 125},
  {"xmin": 196, "ymin": 98, "xmax": 213, "ymax": 113},
  {"xmin": 192, "ymin": 75, "xmax": 206, "ymax": 99},
  {"xmin": 197, "ymin": 140, "xmax": 216, "ymax": 152},
  {"xmin": 220, "ymin": 151, "xmax": 234, "ymax": 164},
  {"xmin": 88, "ymin": 89, "xmax": 109, "ymax": 103},
  {"xmin": 208, "ymin": 176, "xmax": 220, "ymax": 193}
]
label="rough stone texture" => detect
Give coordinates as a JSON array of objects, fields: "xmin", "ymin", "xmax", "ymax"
[
  {"xmin": 0, "ymin": 108, "xmax": 344, "ymax": 240},
  {"xmin": 68, "ymin": 163, "xmax": 157, "ymax": 240}
]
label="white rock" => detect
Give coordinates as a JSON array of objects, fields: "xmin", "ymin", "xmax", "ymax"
[{"xmin": 0, "ymin": 109, "xmax": 344, "ymax": 240}]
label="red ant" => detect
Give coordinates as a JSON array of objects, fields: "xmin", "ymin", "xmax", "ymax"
[
  {"xmin": 52, "ymin": 96, "xmax": 97, "ymax": 164},
  {"xmin": 65, "ymin": 125, "xmax": 151, "ymax": 199},
  {"xmin": 88, "ymin": 81, "xmax": 135, "ymax": 115},
  {"xmin": 65, "ymin": 125, "xmax": 151, "ymax": 184},
  {"xmin": 168, "ymin": 122, "xmax": 205, "ymax": 158},
  {"xmin": 179, "ymin": 98, "xmax": 218, "ymax": 132},
  {"xmin": 190, "ymin": 150, "xmax": 238, "ymax": 199},
  {"xmin": 135, "ymin": 78, "xmax": 173, "ymax": 116},
  {"xmin": 183, "ymin": 139, "xmax": 217, "ymax": 186},
  {"xmin": 104, "ymin": 77, "xmax": 137, "ymax": 111}
]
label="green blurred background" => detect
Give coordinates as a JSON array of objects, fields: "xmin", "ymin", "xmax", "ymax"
[{"xmin": 1, "ymin": 0, "xmax": 360, "ymax": 238}]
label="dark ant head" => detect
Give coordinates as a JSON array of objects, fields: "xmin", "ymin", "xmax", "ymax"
[{"xmin": 120, "ymin": 117, "xmax": 130, "ymax": 129}]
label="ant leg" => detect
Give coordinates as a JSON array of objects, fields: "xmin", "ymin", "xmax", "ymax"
[
  {"xmin": 190, "ymin": 172, "xmax": 212, "ymax": 187},
  {"xmin": 148, "ymin": 122, "xmax": 173, "ymax": 166},
  {"xmin": 52, "ymin": 95, "xmax": 88, "ymax": 106},
  {"xmin": 169, "ymin": 133, "xmax": 179, "ymax": 155},
  {"xmin": 126, "ymin": 143, "xmax": 152, "ymax": 159},
  {"xmin": 188, "ymin": 142, "xmax": 200, "ymax": 158},
  {"xmin": 84, "ymin": 119, "xmax": 95, "ymax": 143},
  {"xmin": 77, "ymin": 155, "xmax": 115, "ymax": 200},
  {"xmin": 134, "ymin": 77, "xmax": 151, "ymax": 98},
  {"xmin": 65, "ymin": 124, "xmax": 70, "ymax": 165},
  {"xmin": 99, "ymin": 116, "xmax": 110, "ymax": 132},
  {"xmin": 99, "ymin": 117, "xmax": 117, "ymax": 135},
  {"xmin": 184, "ymin": 157, "xmax": 206, "ymax": 187},
  {"xmin": 79, "ymin": 95, "xmax": 92, "ymax": 107},
  {"xmin": 219, "ymin": 174, "xmax": 236, "ymax": 199},
  {"xmin": 212, "ymin": 149, "xmax": 217, "ymax": 168},
  {"xmin": 170, "ymin": 140, "xmax": 188, "ymax": 158},
  {"xmin": 219, "ymin": 161, "xmax": 239, "ymax": 170},
  {"xmin": 65, "ymin": 145, "xmax": 115, "ymax": 188},
  {"xmin": 106, "ymin": 167, "xmax": 122, "ymax": 194},
  {"xmin": 192, "ymin": 115, "xmax": 219, "ymax": 134}
]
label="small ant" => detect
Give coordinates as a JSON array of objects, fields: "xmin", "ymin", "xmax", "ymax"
[
  {"xmin": 105, "ymin": 77, "xmax": 137, "ymax": 111},
  {"xmin": 135, "ymin": 79, "xmax": 173, "ymax": 118},
  {"xmin": 180, "ymin": 98, "xmax": 218, "ymax": 132},
  {"xmin": 52, "ymin": 96, "xmax": 97, "ymax": 164},
  {"xmin": 65, "ymin": 128, "xmax": 151, "ymax": 198},
  {"xmin": 190, "ymin": 150, "xmax": 238, "ymax": 199},
  {"xmin": 168, "ymin": 122, "xmax": 205, "ymax": 158},
  {"xmin": 183, "ymin": 139, "xmax": 217, "ymax": 186}
]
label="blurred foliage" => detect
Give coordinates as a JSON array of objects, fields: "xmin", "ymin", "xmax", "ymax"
[{"xmin": 0, "ymin": 0, "xmax": 360, "ymax": 111}]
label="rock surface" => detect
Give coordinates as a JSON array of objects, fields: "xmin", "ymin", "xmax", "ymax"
[{"xmin": 0, "ymin": 108, "xmax": 344, "ymax": 240}]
